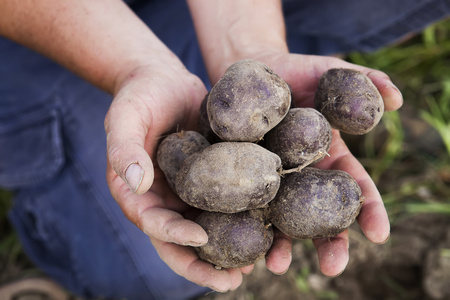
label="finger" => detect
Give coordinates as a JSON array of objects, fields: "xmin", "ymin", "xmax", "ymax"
[
  {"xmin": 105, "ymin": 95, "xmax": 155, "ymax": 195},
  {"xmin": 140, "ymin": 207, "xmax": 208, "ymax": 246},
  {"xmin": 240, "ymin": 265, "xmax": 254, "ymax": 275},
  {"xmin": 315, "ymin": 130, "xmax": 390, "ymax": 244},
  {"xmin": 107, "ymin": 165, "xmax": 208, "ymax": 246},
  {"xmin": 354, "ymin": 178, "xmax": 391, "ymax": 244},
  {"xmin": 313, "ymin": 230, "xmax": 349, "ymax": 277},
  {"xmin": 265, "ymin": 228, "xmax": 292, "ymax": 275},
  {"xmin": 364, "ymin": 69, "xmax": 403, "ymax": 112},
  {"xmin": 153, "ymin": 238, "xmax": 243, "ymax": 292}
]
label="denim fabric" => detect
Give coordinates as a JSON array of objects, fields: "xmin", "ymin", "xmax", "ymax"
[
  {"xmin": 0, "ymin": 106, "xmax": 64, "ymax": 189},
  {"xmin": 1, "ymin": 0, "xmax": 449, "ymax": 299},
  {"xmin": 283, "ymin": 0, "xmax": 450, "ymax": 55}
]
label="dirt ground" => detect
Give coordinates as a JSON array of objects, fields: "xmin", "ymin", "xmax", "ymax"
[{"xmin": 197, "ymin": 213, "xmax": 450, "ymax": 300}]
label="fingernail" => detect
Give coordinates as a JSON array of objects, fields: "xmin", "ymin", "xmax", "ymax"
[
  {"xmin": 389, "ymin": 82, "xmax": 403, "ymax": 98},
  {"xmin": 272, "ymin": 268, "xmax": 289, "ymax": 276},
  {"xmin": 379, "ymin": 233, "xmax": 391, "ymax": 244},
  {"xmin": 328, "ymin": 268, "xmax": 346, "ymax": 278},
  {"xmin": 185, "ymin": 240, "xmax": 206, "ymax": 247},
  {"xmin": 125, "ymin": 163, "xmax": 144, "ymax": 193}
]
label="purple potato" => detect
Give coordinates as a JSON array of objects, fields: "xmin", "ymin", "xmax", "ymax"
[
  {"xmin": 207, "ymin": 59, "xmax": 291, "ymax": 142},
  {"xmin": 314, "ymin": 68, "xmax": 384, "ymax": 135},
  {"xmin": 195, "ymin": 209, "xmax": 274, "ymax": 269},
  {"xmin": 269, "ymin": 167, "xmax": 364, "ymax": 239},
  {"xmin": 175, "ymin": 142, "xmax": 282, "ymax": 213},
  {"xmin": 156, "ymin": 131, "xmax": 210, "ymax": 191},
  {"xmin": 265, "ymin": 108, "xmax": 332, "ymax": 169},
  {"xmin": 199, "ymin": 92, "xmax": 222, "ymax": 144}
]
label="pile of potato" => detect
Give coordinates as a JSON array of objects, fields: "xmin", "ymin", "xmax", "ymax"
[{"xmin": 157, "ymin": 59, "xmax": 384, "ymax": 269}]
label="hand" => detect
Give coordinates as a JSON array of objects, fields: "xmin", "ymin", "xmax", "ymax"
[
  {"xmin": 187, "ymin": 0, "xmax": 402, "ymax": 283},
  {"xmin": 104, "ymin": 62, "xmax": 257, "ymax": 292},
  {"xmin": 104, "ymin": 52, "xmax": 402, "ymax": 292},
  {"xmin": 244, "ymin": 51, "xmax": 403, "ymax": 277}
]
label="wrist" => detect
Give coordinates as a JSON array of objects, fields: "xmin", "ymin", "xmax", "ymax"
[
  {"xmin": 208, "ymin": 42, "xmax": 289, "ymax": 84},
  {"xmin": 187, "ymin": 0, "xmax": 289, "ymax": 84},
  {"xmin": 112, "ymin": 51, "xmax": 187, "ymax": 96}
]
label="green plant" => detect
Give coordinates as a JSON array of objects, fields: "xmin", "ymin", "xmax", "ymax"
[
  {"xmin": 294, "ymin": 264, "xmax": 339, "ymax": 299},
  {"xmin": 365, "ymin": 110, "xmax": 405, "ymax": 184},
  {"xmin": 420, "ymin": 78, "xmax": 450, "ymax": 156}
]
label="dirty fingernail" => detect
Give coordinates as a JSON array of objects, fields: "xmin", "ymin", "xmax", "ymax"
[
  {"xmin": 125, "ymin": 163, "xmax": 144, "ymax": 193},
  {"xmin": 184, "ymin": 239, "xmax": 207, "ymax": 247}
]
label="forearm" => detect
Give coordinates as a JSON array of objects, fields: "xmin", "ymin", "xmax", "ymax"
[
  {"xmin": 187, "ymin": 0, "xmax": 289, "ymax": 83},
  {"xmin": 0, "ymin": 0, "xmax": 181, "ymax": 94}
]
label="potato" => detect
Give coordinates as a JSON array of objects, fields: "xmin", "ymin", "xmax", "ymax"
[
  {"xmin": 195, "ymin": 209, "xmax": 273, "ymax": 269},
  {"xmin": 265, "ymin": 108, "xmax": 332, "ymax": 169},
  {"xmin": 156, "ymin": 131, "xmax": 210, "ymax": 191},
  {"xmin": 314, "ymin": 68, "xmax": 384, "ymax": 135},
  {"xmin": 175, "ymin": 142, "xmax": 282, "ymax": 213},
  {"xmin": 269, "ymin": 167, "xmax": 364, "ymax": 239},
  {"xmin": 207, "ymin": 59, "xmax": 291, "ymax": 142},
  {"xmin": 199, "ymin": 92, "xmax": 222, "ymax": 144}
]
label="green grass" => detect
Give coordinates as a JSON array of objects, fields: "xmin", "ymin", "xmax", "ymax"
[{"xmin": 421, "ymin": 78, "xmax": 450, "ymax": 155}]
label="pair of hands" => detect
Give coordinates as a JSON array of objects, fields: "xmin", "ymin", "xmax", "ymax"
[
  {"xmin": 0, "ymin": 0, "xmax": 400, "ymax": 292},
  {"xmin": 105, "ymin": 52, "xmax": 403, "ymax": 292}
]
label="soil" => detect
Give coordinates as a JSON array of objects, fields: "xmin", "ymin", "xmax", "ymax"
[{"xmin": 197, "ymin": 213, "xmax": 450, "ymax": 300}]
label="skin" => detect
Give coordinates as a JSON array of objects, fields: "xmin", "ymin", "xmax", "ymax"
[{"xmin": 1, "ymin": 0, "xmax": 402, "ymax": 293}]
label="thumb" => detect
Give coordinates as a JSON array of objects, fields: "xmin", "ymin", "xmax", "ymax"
[{"xmin": 105, "ymin": 97, "xmax": 155, "ymax": 195}]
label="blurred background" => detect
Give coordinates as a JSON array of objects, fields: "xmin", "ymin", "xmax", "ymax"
[{"xmin": 1, "ymin": 18, "xmax": 450, "ymax": 300}]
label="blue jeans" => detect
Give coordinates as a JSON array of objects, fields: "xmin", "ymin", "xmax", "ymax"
[{"xmin": 1, "ymin": 0, "xmax": 449, "ymax": 299}]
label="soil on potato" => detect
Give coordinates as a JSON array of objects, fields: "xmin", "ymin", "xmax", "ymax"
[{"xmin": 196, "ymin": 213, "xmax": 450, "ymax": 300}]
